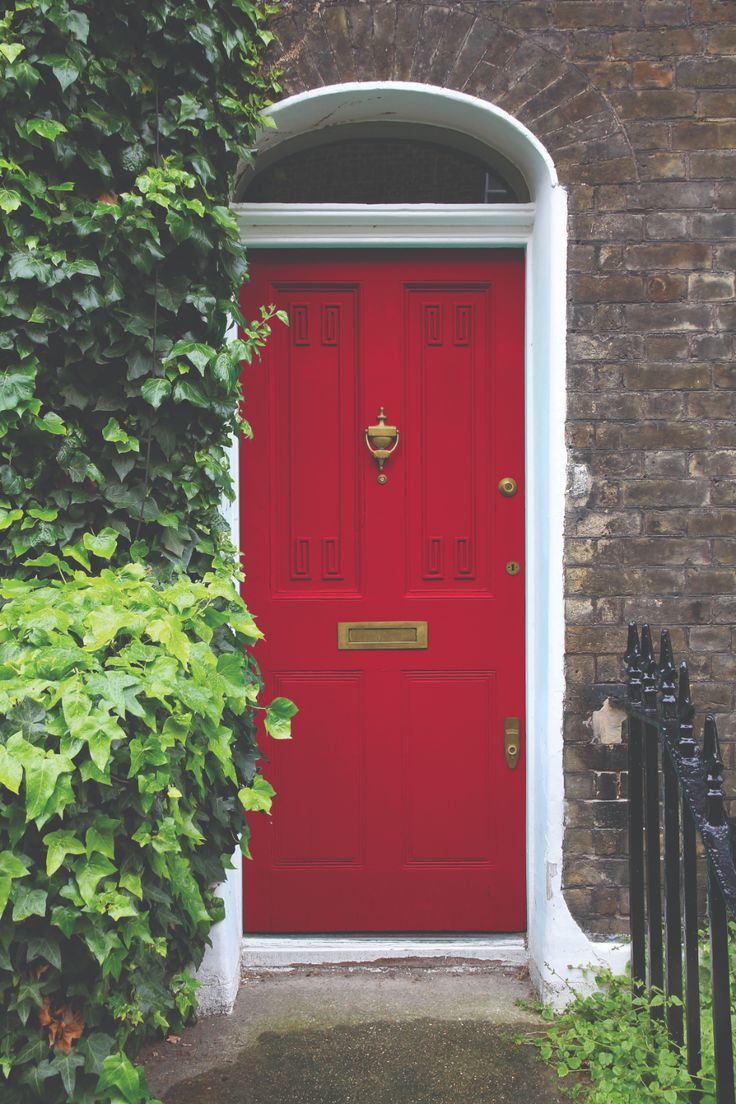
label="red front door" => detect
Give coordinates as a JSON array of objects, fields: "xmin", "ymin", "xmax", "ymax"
[{"xmin": 240, "ymin": 251, "xmax": 526, "ymax": 932}]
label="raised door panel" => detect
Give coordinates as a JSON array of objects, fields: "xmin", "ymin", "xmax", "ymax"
[
  {"xmin": 268, "ymin": 671, "xmax": 366, "ymax": 866},
  {"xmin": 400, "ymin": 671, "xmax": 496, "ymax": 865},
  {"xmin": 404, "ymin": 287, "xmax": 493, "ymax": 595},
  {"xmin": 270, "ymin": 287, "xmax": 361, "ymax": 597}
]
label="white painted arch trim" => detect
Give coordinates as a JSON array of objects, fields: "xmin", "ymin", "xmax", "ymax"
[{"xmin": 197, "ymin": 82, "xmax": 627, "ymax": 1015}]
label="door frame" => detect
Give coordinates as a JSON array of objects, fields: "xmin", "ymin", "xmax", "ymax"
[{"xmin": 196, "ymin": 83, "xmax": 626, "ymax": 1014}]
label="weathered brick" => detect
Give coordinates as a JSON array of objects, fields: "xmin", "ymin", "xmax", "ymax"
[
  {"xmin": 553, "ymin": 2, "xmax": 637, "ymax": 28},
  {"xmin": 611, "ymin": 29, "xmax": 698, "ymax": 56},
  {"xmin": 646, "ymin": 511, "xmax": 687, "ymax": 535},
  {"xmin": 632, "ymin": 60, "xmax": 674, "ymax": 87},
  {"xmin": 686, "ymin": 568, "xmax": 736, "ymax": 594},
  {"xmin": 620, "ymin": 304, "xmax": 714, "ymax": 333},
  {"xmin": 692, "ymin": 212, "xmax": 736, "ymax": 239},
  {"xmin": 692, "ymin": 0, "xmax": 736, "ymax": 23},
  {"xmin": 697, "ymin": 91, "xmax": 736, "ymax": 117},
  {"xmin": 677, "ymin": 56, "xmax": 736, "ymax": 87},
  {"xmin": 637, "ymin": 153, "xmax": 687, "ymax": 180},
  {"xmin": 621, "ymin": 538, "xmax": 711, "ymax": 566},
  {"xmin": 706, "ymin": 25, "xmax": 736, "ymax": 53},
  {"xmin": 624, "ymin": 242, "xmax": 711, "ymax": 270},
  {"xmin": 643, "ymin": 0, "xmax": 690, "ymax": 26},
  {"xmin": 671, "ymin": 120, "xmax": 736, "ymax": 149},
  {"xmin": 688, "ymin": 273, "xmax": 736, "ymax": 301},
  {"xmin": 573, "ymin": 274, "xmax": 644, "ymax": 302},
  {"xmin": 691, "ymin": 151, "xmax": 736, "ymax": 178},
  {"xmin": 645, "ymin": 335, "xmax": 690, "ymax": 361},
  {"xmin": 624, "ymin": 363, "xmax": 710, "ymax": 389},
  {"xmin": 647, "ymin": 273, "xmax": 687, "ymax": 301},
  {"xmin": 622, "ymin": 480, "xmax": 709, "ymax": 508},
  {"xmin": 628, "ymin": 181, "xmax": 715, "ymax": 210},
  {"xmin": 689, "ymin": 625, "xmax": 733, "ymax": 650},
  {"xmin": 690, "ymin": 450, "xmax": 736, "ymax": 478},
  {"xmin": 688, "ymin": 510, "xmax": 736, "ymax": 537},
  {"xmin": 611, "ymin": 89, "xmax": 698, "ymax": 119},
  {"xmin": 714, "ymin": 540, "xmax": 736, "ymax": 565}
]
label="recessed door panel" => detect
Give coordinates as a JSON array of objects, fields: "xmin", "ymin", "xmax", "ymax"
[{"xmin": 240, "ymin": 251, "xmax": 526, "ymax": 932}]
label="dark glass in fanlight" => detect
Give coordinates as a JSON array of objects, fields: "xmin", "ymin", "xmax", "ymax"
[{"xmin": 244, "ymin": 138, "xmax": 520, "ymax": 204}]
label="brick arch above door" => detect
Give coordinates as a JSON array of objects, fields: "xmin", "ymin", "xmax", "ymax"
[{"xmin": 266, "ymin": 1, "xmax": 638, "ymax": 193}]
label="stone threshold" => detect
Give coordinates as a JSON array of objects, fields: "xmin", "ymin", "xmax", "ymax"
[{"xmin": 241, "ymin": 934, "xmax": 527, "ymax": 970}]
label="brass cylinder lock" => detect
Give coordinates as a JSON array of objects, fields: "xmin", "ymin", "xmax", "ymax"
[
  {"xmin": 505, "ymin": 560, "xmax": 521, "ymax": 576},
  {"xmin": 498, "ymin": 477, "xmax": 518, "ymax": 497}
]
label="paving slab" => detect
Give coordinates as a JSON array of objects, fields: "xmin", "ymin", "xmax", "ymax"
[{"xmin": 142, "ymin": 963, "xmax": 567, "ymax": 1104}]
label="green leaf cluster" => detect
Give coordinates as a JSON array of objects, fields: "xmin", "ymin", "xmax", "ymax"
[
  {"xmin": 526, "ymin": 939, "xmax": 736, "ymax": 1104},
  {"xmin": 0, "ymin": 565, "xmax": 294, "ymax": 1103},
  {"xmin": 0, "ymin": 0, "xmax": 281, "ymax": 577}
]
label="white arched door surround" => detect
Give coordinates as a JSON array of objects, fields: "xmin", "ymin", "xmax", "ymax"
[{"xmin": 198, "ymin": 83, "xmax": 627, "ymax": 1013}]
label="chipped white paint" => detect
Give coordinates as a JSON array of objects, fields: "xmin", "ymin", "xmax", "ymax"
[{"xmin": 592, "ymin": 699, "xmax": 626, "ymax": 746}]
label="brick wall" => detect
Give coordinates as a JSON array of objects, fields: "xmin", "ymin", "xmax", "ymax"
[{"xmin": 263, "ymin": 0, "xmax": 736, "ymax": 937}]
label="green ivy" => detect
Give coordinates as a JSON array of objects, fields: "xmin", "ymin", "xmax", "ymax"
[
  {"xmin": 527, "ymin": 943, "xmax": 736, "ymax": 1104},
  {"xmin": 0, "ymin": 554, "xmax": 294, "ymax": 1103},
  {"xmin": 0, "ymin": 2, "xmax": 288, "ymax": 1101},
  {"xmin": 0, "ymin": 0, "xmax": 281, "ymax": 576}
]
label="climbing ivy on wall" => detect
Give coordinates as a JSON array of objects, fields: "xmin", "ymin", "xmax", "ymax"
[
  {"xmin": 0, "ymin": 3, "xmax": 288, "ymax": 1102},
  {"xmin": 0, "ymin": 0, "xmax": 280, "ymax": 575}
]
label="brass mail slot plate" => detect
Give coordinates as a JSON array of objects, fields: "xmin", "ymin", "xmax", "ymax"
[{"xmin": 338, "ymin": 621, "xmax": 428, "ymax": 650}]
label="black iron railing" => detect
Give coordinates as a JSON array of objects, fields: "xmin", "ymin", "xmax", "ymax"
[{"xmin": 624, "ymin": 622, "xmax": 736, "ymax": 1104}]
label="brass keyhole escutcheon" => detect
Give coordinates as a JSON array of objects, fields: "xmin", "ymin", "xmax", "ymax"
[
  {"xmin": 504, "ymin": 717, "xmax": 521, "ymax": 769},
  {"xmin": 505, "ymin": 560, "xmax": 521, "ymax": 576},
  {"xmin": 498, "ymin": 477, "xmax": 518, "ymax": 497}
]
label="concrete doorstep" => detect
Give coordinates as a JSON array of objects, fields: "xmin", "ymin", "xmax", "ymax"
[{"xmin": 142, "ymin": 963, "xmax": 568, "ymax": 1104}]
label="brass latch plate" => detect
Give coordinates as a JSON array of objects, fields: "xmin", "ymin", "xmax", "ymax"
[
  {"xmin": 338, "ymin": 621, "xmax": 428, "ymax": 650},
  {"xmin": 504, "ymin": 717, "xmax": 521, "ymax": 769}
]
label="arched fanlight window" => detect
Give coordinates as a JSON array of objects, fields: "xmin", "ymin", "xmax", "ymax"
[{"xmin": 238, "ymin": 123, "xmax": 529, "ymax": 205}]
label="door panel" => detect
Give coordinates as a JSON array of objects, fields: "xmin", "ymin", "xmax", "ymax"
[{"xmin": 240, "ymin": 251, "xmax": 526, "ymax": 932}]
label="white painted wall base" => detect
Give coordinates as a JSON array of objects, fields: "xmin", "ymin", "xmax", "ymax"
[
  {"xmin": 195, "ymin": 857, "xmax": 243, "ymax": 1015},
  {"xmin": 242, "ymin": 935, "xmax": 527, "ymax": 971}
]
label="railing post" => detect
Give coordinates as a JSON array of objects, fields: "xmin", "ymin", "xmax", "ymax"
[
  {"xmin": 678, "ymin": 662, "xmax": 702, "ymax": 1101},
  {"xmin": 660, "ymin": 630, "xmax": 684, "ymax": 1047},
  {"xmin": 625, "ymin": 621, "xmax": 646, "ymax": 993},
  {"xmin": 642, "ymin": 623, "xmax": 664, "ymax": 1012}
]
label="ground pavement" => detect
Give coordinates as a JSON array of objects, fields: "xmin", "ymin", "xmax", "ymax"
[{"xmin": 141, "ymin": 961, "xmax": 570, "ymax": 1104}]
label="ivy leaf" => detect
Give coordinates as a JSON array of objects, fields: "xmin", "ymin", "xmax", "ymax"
[
  {"xmin": 101, "ymin": 417, "xmax": 139, "ymax": 453},
  {"xmin": 0, "ymin": 188, "xmax": 21, "ymax": 212},
  {"xmin": 24, "ymin": 752, "xmax": 73, "ymax": 822},
  {"xmin": 45, "ymin": 55, "xmax": 81, "ymax": 91},
  {"xmin": 0, "ymin": 745, "xmax": 23, "ymax": 794},
  {"xmin": 25, "ymin": 118, "xmax": 67, "ymax": 141},
  {"xmin": 264, "ymin": 697, "xmax": 298, "ymax": 740},
  {"xmin": 66, "ymin": 10, "xmax": 90, "ymax": 42},
  {"xmin": 97, "ymin": 1052, "xmax": 147, "ymax": 1103},
  {"xmin": 26, "ymin": 935, "xmax": 62, "ymax": 971},
  {"xmin": 141, "ymin": 378, "xmax": 172, "ymax": 409},
  {"xmin": 239, "ymin": 774, "xmax": 276, "ymax": 813},
  {"xmin": 9, "ymin": 698, "xmax": 46, "ymax": 738},
  {"xmin": 75, "ymin": 853, "xmax": 117, "ymax": 905},
  {"xmin": 86, "ymin": 818, "xmax": 117, "ymax": 860},
  {"xmin": 77, "ymin": 1033, "xmax": 115, "ymax": 1076},
  {"xmin": 0, "ymin": 877, "xmax": 11, "ymax": 918},
  {"xmin": 0, "ymin": 366, "xmax": 36, "ymax": 410},
  {"xmin": 52, "ymin": 1051, "xmax": 85, "ymax": 1095},
  {"xmin": 12, "ymin": 885, "xmax": 47, "ymax": 921},
  {"xmin": 0, "ymin": 852, "xmax": 31, "ymax": 879},
  {"xmin": 44, "ymin": 829, "xmax": 86, "ymax": 876},
  {"xmin": 82, "ymin": 528, "xmax": 119, "ymax": 560},
  {"xmin": 0, "ymin": 43, "xmax": 24, "ymax": 63}
]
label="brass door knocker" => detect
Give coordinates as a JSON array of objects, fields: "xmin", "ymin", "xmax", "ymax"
[{"xmin": 365, "ymin": 407, "xmax": 399, "ymax": 484}]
